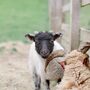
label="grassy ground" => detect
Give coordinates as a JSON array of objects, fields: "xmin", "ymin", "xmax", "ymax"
[
  {"xmin": 0, "ymin": 0, "xmax": 90, "ymax": 43},
  {"xmin": 0, "ymin": 0, "xmax": 49, "ymax": 42},
  {"xmin": 80, "ymin": 5, "xmax": 90, "ymax": 29}
]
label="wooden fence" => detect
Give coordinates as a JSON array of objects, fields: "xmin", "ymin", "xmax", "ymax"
[{"xmin": 49, "ymin": 0, "xmax": 90, "ymax": 53}]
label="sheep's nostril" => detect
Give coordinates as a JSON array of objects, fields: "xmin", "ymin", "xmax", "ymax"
[
  {"xmin": 42, "ymin": 52, "xmax": 49, "ymax": 56},
  {"xmin": 40, "ymin": 51, "xmax": 49, "ymax": 58}
]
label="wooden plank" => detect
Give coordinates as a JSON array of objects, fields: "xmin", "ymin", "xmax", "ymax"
[
  {"xmin": 61, "ymin": 23, "xmax": 69, "ymax": 31},
  {"xmin": 70, "ymin": 0, "xmax": 81, "ymax": 50},
  {"xmin": 49, "ymin": 0, "xmax": 64, "ymax": 32},
  {"xmin": 63, "ymin": 3, "xmax": 70, "ymax": 12},
  {"xmin": 80, "ymin": 28, "xmax": 90, "ymax": 42},
  {"xmin": 61, "ymin": 23, "xmax": 70, "ymax": 37},
  {"xmin": 61, "ymin": 35, "xmax": 70, "ymax": 43},
  {"xmin": 61, "ymin": 38, "xmax": 71, "ymax": 53},
  {"xmin": 60, "ymin": 23, "xmax": 71, "ymax": 52},
  {"xmin": 49, "ymin": 0, "xmax": 56, "ymax": 32},
  {"xmin": 81, "ymin": 0, "xmax": 90, "ymax": 6}
]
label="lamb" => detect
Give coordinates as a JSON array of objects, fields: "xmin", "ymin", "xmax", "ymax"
[
  {"xmin": 45, "ymin": 42, "xmax": 90, "ymax": 90},
  {"xmin": 25, "ymin": 32, "xmax": 65, "ymax": 90}
]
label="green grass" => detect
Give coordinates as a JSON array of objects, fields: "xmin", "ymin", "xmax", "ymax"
[
  {"xmin": 0, "ymin": 0, "xmax": 90, "ymax": 43},
  {"xmin": 0, "ymin": 0, "xmax": 49, "ymax": 42},
  {"xmin": 80, "ymin": 5, "xmax": 90, "ymax": 29}
]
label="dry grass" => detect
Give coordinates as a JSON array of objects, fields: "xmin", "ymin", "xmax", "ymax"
[{"xmin": 0, "ymin": 41, "xmax": 34, "ymax": 90}]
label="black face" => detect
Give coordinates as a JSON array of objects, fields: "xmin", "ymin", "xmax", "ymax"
[
  {"xmin": 34, "ymin": 32, "xmax": 54, "ymax": 58},
  {"xmin": 25, "ymin": 31, "xmax": 62, "ymax": 59}
]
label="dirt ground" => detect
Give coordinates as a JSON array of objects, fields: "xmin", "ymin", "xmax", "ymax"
[
  {"xmin": 0, "ymin": 41, "xmax": 56, "ymax": 90},
  {"xmin": 0, "ymin": 41, "xmax": 34, "ymax": 90}
]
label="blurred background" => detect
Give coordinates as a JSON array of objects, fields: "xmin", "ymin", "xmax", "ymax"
[
  {"xmin": 0, "ymin": 0, "xmax": 49, "ymax": 43},
  {"xmin": 0, "ymin": 0, "xmax": 90, "ymax": 43}
]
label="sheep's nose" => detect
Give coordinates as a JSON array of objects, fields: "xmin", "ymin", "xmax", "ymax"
[
  {"xmin": 41, "ymin": 50, "xmax": 49, "ymax": 55},
  {"xmin": 40, "ymin": 50, "xmax": 49, "ymax": 58}
]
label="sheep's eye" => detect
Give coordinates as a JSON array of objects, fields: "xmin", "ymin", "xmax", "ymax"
[
  {"xmin": 50, "ymin": 40, "xmax": 53, "ymax": 43},
  {"xmin": 35, "ymin": 40, "xmax": 40, "ymax": 44}
]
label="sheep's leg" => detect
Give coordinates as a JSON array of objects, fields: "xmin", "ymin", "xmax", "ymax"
[
  {"xmin": 45, "ymin": 80, "xmax": 50, "ymax": 90},
  {"xmin": 33, "ymin": 72, "xmax": 41, "ymax": 90},
  {"xmin": 57, "ymin": 78, "xmax": 61, "ymax": 84}
]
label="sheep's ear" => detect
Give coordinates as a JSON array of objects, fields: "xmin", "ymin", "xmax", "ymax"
[
  {"xmin": 25, "ymin": 34, "xmax": 35, "ymax": 41},
  {"xmin": 82, "ymin": 54, "xmax": 89, "ymax": 67},
  {"xmin": 79, "ymin": 54, "xmax": 89, "ymax": 67},
  {"xmin": 53, "ymin": 33, "xmax": 62, "ymax": 40}
]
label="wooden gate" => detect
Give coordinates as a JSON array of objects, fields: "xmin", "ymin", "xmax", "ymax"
[{"xmin": 49, "ymin": 0, "xmax": 90, "ymax": 52}]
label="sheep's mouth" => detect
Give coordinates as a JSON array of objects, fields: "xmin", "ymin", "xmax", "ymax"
[
  {"xmin": 41, "ymin": 55, "xmax": 50, "ymax": 59},
  {"xmin": 40, "ymin": 52, "xmax": 51, "ymax": 59}
]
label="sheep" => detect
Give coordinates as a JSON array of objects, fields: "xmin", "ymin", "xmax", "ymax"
[
  {"xmin": 25, "ymin": 32, "xmax": 65, "ymax": 90},
  {"xmin": 45, "ymin": 42, "xmax": 90, "ymax": 90},
  {"xmin": 45, "ymin": 50, "xmax": 65, "ymax": 72}
]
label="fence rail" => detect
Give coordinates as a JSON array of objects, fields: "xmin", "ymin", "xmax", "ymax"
[{"xmin": 81, "ymin": 0, "xmax": 90, "ymax": 6}]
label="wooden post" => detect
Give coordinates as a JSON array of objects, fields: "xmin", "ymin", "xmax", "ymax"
[
  {"xmin": 70, "ymin": 0, "xmax": 81, "ymax": 50},
  {"xmin": 49, "ymin": 0, "xmax": 64, "ymax": 32}
]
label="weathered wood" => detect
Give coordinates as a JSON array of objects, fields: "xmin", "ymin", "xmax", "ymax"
[
  {"xmin": 60, "ymin": 23, "xmax": 71, "ymax": 52},
  {"xmin": 61, "ymin": 23, "xmax": 69, "ymax": 31},
  {"xmin": 61, "ymin": 23, "xmax": 70, "ymax": 39},
  {"xmin": 60, "ymin": 38, "xmax": 71, "ymax": 53},
  {"xmin": 63, "ymin": 3, "xmax": 70, "ymax": 12},
  {"xmin": 70, "ymin": 0, "xmax": 80, "ymax": 50},
  {"xmin": 49, "ymin": 0, "xmax": 64, "ymax": 32},
  {"xmin": 49, "ymin": 0, "xmax": 56, "ymax": 32},
  {"xmin": 81, "ymin": 0, "xmax": 90, "ymax": 6}
]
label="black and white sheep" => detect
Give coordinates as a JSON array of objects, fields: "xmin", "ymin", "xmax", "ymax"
[{"xmin": 25, "ymin": 32, "xmax": 64, "ymax": 90}]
